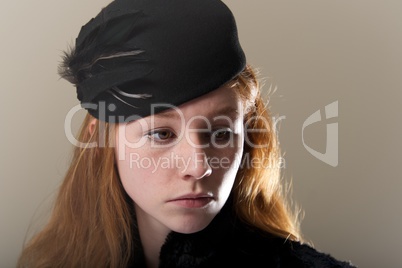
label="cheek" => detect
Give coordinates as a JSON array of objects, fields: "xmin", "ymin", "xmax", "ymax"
[
  {"xmin": 222, "ymin": 149, "xmax": 243, "ymax": 181},
  {"xmin": 210, "ymin": 139, "xmax": 244, "ymax": 188},
  {"xmin": 115, "ymin": 148, "xmax": 164, "ymax": 202},
  {"xmin": 116, "ymin": 156, "xmax": 141, "ymax": 200}
]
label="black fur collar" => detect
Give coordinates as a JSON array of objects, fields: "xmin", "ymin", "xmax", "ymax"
[{"xmin": 131, "ymin": 207, "xmax": 356, "ymax": 267}]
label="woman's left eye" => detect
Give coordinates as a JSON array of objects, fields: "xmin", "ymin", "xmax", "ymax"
[{"xmin": 211, "ymin": 128, "xmax": 233, "ymax": 141}]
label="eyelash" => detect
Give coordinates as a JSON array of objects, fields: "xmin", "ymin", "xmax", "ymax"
[{"xmin": 146, "ymin": 128, "xmax": 234, "ymax": 144}]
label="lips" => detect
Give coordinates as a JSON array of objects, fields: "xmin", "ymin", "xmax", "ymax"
[{"xmin": 168, "ymin": 193, "xmax": 214, "ymax": 208}]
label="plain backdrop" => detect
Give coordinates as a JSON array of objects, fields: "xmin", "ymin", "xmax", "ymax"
[{"xmin": 1, "ymin": 0, "xmax": 401, "ymax": 267}]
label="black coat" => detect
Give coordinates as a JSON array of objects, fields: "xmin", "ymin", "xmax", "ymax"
[{"xmin": 131, "ymin": 207, "xmax": 356, "ymax": 268}]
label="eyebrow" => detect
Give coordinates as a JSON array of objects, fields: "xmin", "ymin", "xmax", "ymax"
[
  {"xmin": 213, "ymin": 106, "xmax": 240, "ymax": 119},
  {"xmin": 153, "ymin": 106, "xmax": 240, "ymax": 120},
  {"xmin": 152, "ymin": 110, "xmax": 181, "ymax": 119}
]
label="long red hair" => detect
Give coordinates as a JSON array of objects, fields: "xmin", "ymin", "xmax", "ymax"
[{"xmin": 18, "ymin": 64, "xmax": 300, "ymax": 267}]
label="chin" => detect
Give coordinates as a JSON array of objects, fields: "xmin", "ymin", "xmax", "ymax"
[{"xmin": 168, "ymin": 212, "xmax": 217, "ymax": 234}]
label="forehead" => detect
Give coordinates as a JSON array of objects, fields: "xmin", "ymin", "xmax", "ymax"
[
  {"xmin": 153, "ymin": 85, "xmax": 242, "ymax": 119},
  {"xmin": 119, "ymin": 85, "xmax": 243, "ymax": 131}
]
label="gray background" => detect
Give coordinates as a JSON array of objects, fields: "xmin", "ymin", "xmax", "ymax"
[{"xmin": 1, "ymin": 0, "xmax": 401, "ymax": 267}]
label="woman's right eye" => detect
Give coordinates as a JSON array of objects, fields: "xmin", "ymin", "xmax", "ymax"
[{"xmin": 147, "ymin": 130, "xmax": 176, "ymax": 143}]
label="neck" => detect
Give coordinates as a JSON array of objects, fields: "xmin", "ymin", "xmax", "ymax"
[{"xmin": 135, "ymin": 207, "xmax": 170, "ymax": 268}]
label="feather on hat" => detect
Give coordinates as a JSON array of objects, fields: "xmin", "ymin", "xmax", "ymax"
[{"xmin": 59, "ymin": 0, "xmax": 246, "ymax": 122}]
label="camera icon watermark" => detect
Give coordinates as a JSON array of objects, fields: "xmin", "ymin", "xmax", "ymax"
[{"xmin": 302, "ymin": 101, "xmax": 338, "ymax": 167}]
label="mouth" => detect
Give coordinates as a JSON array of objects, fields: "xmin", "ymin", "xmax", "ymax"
[{"xmin": 168, "ymin": 193, "xmax": 214, "ymax": 208}]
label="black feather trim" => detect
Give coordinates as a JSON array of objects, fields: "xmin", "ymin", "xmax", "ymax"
[{"xmin": 58, "ymin": 9, "xmax": 145, "ymax": 88}]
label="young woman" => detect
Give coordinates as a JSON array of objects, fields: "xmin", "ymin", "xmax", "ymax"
[{"xmin": 18, "ymin": 0, "xmax": 355, "ymax": 267}]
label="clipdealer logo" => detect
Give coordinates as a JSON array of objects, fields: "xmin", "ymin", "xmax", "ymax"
[
  {"xmin": 64, "ymin": 101, "xmax": 339, "ymax": 167},
  {"xmin": 302, "ymin": 101, "xmax": 339, "ymax": 167}
]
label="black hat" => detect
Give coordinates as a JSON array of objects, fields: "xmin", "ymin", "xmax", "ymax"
[{"xmin": 59, "ymin": 0, "xmax": 246, "ymax": 122}]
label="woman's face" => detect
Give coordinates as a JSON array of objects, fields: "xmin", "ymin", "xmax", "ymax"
[{"xmin": 115, "ymin": 85, "xmax": 244, "ymax": 235}]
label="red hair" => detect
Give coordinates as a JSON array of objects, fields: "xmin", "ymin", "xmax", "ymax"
[{"xmin": 18, "ymin": 65, "xmax": 300, "ymax": 267}]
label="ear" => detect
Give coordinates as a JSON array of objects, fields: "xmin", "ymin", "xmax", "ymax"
[{"xmin": 88, "ymin": 117, "xmax": 98, "ymax": 136}]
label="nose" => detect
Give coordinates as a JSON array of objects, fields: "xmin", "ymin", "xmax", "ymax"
[{"xmin": 177, "ymin": 134, "xmax": 212, "ymax": 180}]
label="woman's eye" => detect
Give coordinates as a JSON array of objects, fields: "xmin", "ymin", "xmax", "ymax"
[
  {"xmin": 211, "ymin": 128, "xmax": 233, "ymax": 141},
  {"xmin": 147, "ymin": 130, "xmax": 176, "ymax": 142}
]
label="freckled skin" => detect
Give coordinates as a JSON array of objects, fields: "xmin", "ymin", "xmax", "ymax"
[{"xmin": 115, "ymin": 85, "xmax": 245, "ymax": 236}]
